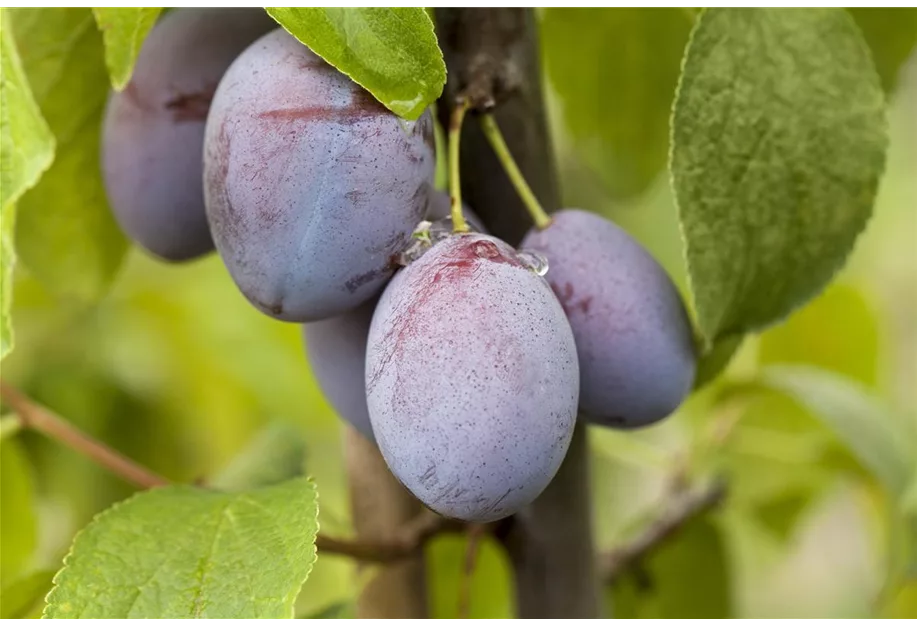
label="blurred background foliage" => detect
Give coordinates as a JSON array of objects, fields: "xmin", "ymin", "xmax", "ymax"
[{"xmin": 1, "ymin": 7, "xmax": 915, "ymax": 619}]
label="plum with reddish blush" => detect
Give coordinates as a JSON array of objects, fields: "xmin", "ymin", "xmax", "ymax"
[
  {"xmin": 365, "ymin": 233, "xmax": 579, "ymax": 522},
  {"xmin": 204, "ymin": 29, "xmax": 435, "ymax": 321},
  {"xmin": 522, "ymin": 209, "xmax": 696, "ymax": 428}
]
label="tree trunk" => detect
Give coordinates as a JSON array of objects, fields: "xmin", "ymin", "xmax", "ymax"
[
  {"xmin": 344, "ymin": 426, "xmax": 428, "ymax": 618},
  {"xmin": 435, "ymin": 8, "xmax": 600, "ymax": 619}
]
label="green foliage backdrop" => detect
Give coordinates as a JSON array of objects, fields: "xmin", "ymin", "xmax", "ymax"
[{"xmin": 1, "ymin": 7, "xmax": 915, "ymax": 619}]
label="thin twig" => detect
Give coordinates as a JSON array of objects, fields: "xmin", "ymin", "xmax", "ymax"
[
  {"xmin": 457, "ymin": 523, "xmax": 487, "ymax": 618},
  {"xmin": 600, "ymin": 480, "xmax": 728, "ymax": 583},
  {"xmin": 318, "ymin": 511, "xmax": 465, "ymax": 563},
  {"xmin": 0, "ymin": 381, "xmax": 465, "ymax": 564},
  {"xmin": 0, "ymin": 380, "xmax": 169, "ymax": 489}
]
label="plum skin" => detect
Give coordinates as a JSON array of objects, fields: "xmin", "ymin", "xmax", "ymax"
[
  {"xmin": 203, "ymin": 29, "xmax": 436, "ymax": 322},
  {"xmin": 522, "ymin": 209, "xmax": 697, "ymax": 428},
  {"xmin": 301, "ymin": 192, "xmax": 483, "ymax": 445},
  {"xmin": 302, "ymin": 298, "xmax": 376, "ymax": 443},
  {"xmin": 365, "ymin": 233, "xmax": 579, "ymax": 523},
  {"xmin": 101, "ymin": 8, "xmax": 275, "ymax": 262}
]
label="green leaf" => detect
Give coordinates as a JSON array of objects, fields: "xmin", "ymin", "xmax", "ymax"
[
  {"xmin": 883, "ymin": 581, "xmax": 917, "ymax": 619},
  {"xmin": 759, "ymin": 282, "xmax": 880, "ymax": 386},
  {"xmin": 609, "ymin": 518, "xmax": 732, "ymax": 618},
  {"xmin": 211, "ymin": 422, "xmax": 308, "ymax": 491},
  {"xmin": 11, "ymin": 8, "xmax": 128, "ymax": 303},
  {"xmin": 1, "ymin": 569, "xmax": 55, "ymax": 619},
  {"xmin": 0, "ymin": 7, "xmax": 55, "ymax": 361},
  {"xmin": 44, "ymin": 477, "xmax": 319, "ymax": 618},
  {"xmin": 752, "ymin": 489, "xmax": 815, "ymax": 540},
  {"xmin": 671, "ymin": 8, "xmax": 888, "ymax": 344},
  {"xmin": 849, "ymin": 8, "xmax": 917, "ymax": 93},
  {"xmin": 898, "ymin": 469, "xmax": 917, "ymax": 580},
  {"xmin": 0, "ymin": 439, "xmax": 37, "ymax": 584},
  {"xmin": 265, "ymin": 8, "xmax": 444, "ymax": 120},
  {"xmin": 694, "ymin": 333, "xmax": 743, "ymax": 390},
  {"xmin": 759, "ymin": 365, "xmax": 916, "ymax": 496},
  {"xmin": 92, "ymin": 8, "xmax": 162, "ymax": 90},
  {"xmin": 542, "ymin": 8, "xmax": 694, "ymax": 198},
  {"xmin": 0, "ymin": 205, "xmax": 16, "ymax": 361}
]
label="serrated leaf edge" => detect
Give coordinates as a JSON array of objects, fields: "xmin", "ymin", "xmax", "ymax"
[
  {"xmin": 43, "ymin": 477, "xmax": 320, "ymax": 619},
  {"xmin": 668, "ymin": 8, "xmax": 890, "ymax": 347},
  {"xmin": 42, "ymin": 484, "xmax": 171, "ymax": 618}
]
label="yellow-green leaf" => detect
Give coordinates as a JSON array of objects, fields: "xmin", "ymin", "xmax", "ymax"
[
  {"xmin": 11, "ymin": 8, "xmax": 127, "ymax": 303},
  {"xmin": 92, "ymin": 8, "xmax": 162, "ymax": 90},
  {"xmin": 0, "ymin": 7, "xmax": 55, "ymax": 360},
  {"xmin": 0, "ymin": 439, "xmax": 37, "ymax": 584},
  {"xmin": 265, "ymin": 8, "xmax": 445, "ymax": 120},
  {"xmin": 45, "ymin": 477, "xmax": 319, "ymax": 619},
  {"xmin": 759, "ymin": 282, "xmax": 880, "ymax": 386},
  {"xmin": 542, "ymin": 8, "xmax": 694, "ymax": 198}
]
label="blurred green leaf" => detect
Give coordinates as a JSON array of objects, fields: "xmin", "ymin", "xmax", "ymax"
[
  {"xmin": 759, "ymin": 283, "xmax": 880, "ymax": 386},
  {"xmin": 211, "ymin": 422, "xmax": 308, "ymax": 491},
  {"xmin": 0, "ymin": 439, "xmax": 36, "ymax": 584},
  {"xmin": 849, "ymin": 8, "xmax": 917, "ymax": 93},
  {"xmin": 901, "ymin": 470, "xmax": 917, "ymax": 579},
  {"xmin": 671, "ymin": 8, "xmax": 887, "ymax": 344},
  {"xmin": 92, "ymin": 8, "xmax": 162, "ymax": 90},
  {"xmin": 694, "ymin": 333, "xmax": 743, "ymax": 390},
  {"xmin": 45, "ymin": 477, "xmax": 319, "ymax": 618},
  {"xmin": 542, "ymin": 8, "xmax": 693, "ymax": 198},
  {"xmin": 427, "ymin": 535, "xmax": 513, "ymax": 618},
  {"xmin": 11, "ymin": 8, "xmax": 128, "ymax": 303},
  {"xmin": 609, "ymin": 518, "xmax": 732, "ymax": 618},
  {"xmin": 760, "ymin": 365, "xmax": 916, "ymax": 496},
  {"xmin": 0, "ymin": 569, "xmax": 54, "ymax": 619},
  {"xmin": 752, "ymin": 489, "xmax": 814, "ymax": 541},
  {"xmin": 883, "ymin": 580, "xmax": 917, "ymax": 619},
  {"xmin": 300, "ymin": 600, "xmax": 355, "ymax": 619},
  {"xmin": 265, "ymin": 8, "xmax": 445, "ymax": 120},
  {"xmin": 0, "ymin": 7, "xmax": 55, "ymax": 361}
]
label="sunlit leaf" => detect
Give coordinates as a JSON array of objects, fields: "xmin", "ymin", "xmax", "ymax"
[
  {"xmin": 45, "ymin": 477, "xmax": 319, "ymax": 618},
  {"xmin": 0, "ymin": 7, "xmax": 55, "ymax": 360},
  {"xmin": 92, "ymin": 8, "xmax": 162, "ymax": 90},
  {"xmin": 265, "ymin": 8, "xmax": 444, "ymax": 120},
  {"xmin": 11, "ymin": 8, "xmax": 127, "ymax": 303}
]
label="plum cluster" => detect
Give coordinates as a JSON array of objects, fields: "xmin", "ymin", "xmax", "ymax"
[{"xmin": 100, "ymin": 10, "xmax": 697, "ymax": 524}]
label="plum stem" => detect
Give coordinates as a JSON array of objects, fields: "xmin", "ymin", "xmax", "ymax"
[
  {"xmin": 449, "ymin": 99, "xmax": 471, "ymax": 233},
  {"xmin": 479, "ymin": 113, "xmax": 553, "ymax": 230}
]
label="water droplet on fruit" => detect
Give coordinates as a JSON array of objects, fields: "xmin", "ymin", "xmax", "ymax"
[{"xmin": 517, "ymin": 250, "xmax": 549, "ymax": 276}]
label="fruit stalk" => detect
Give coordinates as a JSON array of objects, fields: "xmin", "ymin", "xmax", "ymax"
[
  {"xmin": 479, "ymin": 114, "xmax": 553, "ymax": 230},
  {"xmin": 435, "ymin": 7, "xmax": 600, "ymax": 618},
  {"xmin": 448, "ymin": 99, "xmax": 471, "ymax": 233}
]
